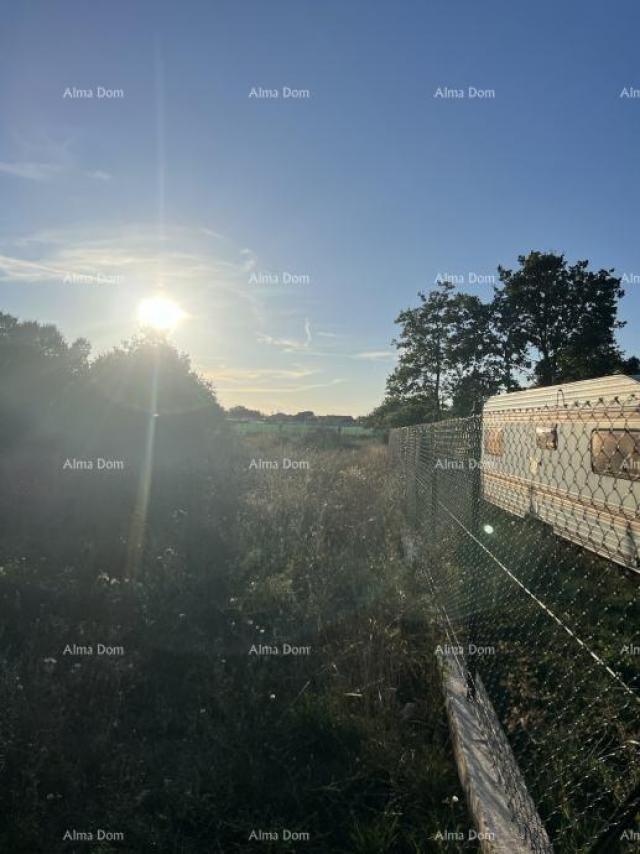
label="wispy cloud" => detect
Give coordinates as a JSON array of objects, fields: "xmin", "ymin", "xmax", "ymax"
[
  {"xmin": 0, "ymin": 161, "xmax": 111, "ymax": 182},
  {"xmin": 257, "ymin": 334, "xmax": 301, "ymax": 350},
  {"xmin": 254, "ymin": 327, "xmax": 394, "ymax": 364},
  {"xmin": 213, "ymin": 378, "xmax": 345, "ymax": 394},
  {"xmin": 199, "ymin": 227, "xmax": 226, "ymax": 240},
  {"xmin": 0, "ymin": 225, "xmax": 352, "ymax": 408},
  {"xmin": 0, "ymin": 225, "xmax": 251, "ymax": 289},
  {"xmin": 0, "ymin": 130, "xmax": 114, "ymax": 182},
  {"xmin": 240, "ymin": 248, "xmax": 258, "ymax": 272},
  {"xmin": 257, "ymin": 318, "xmax": 313, "ymax": 352},
  {"xmin": 0, "ymin": 254, "xmax": 68, "ymax": 281},
  {"xmin": 204, "ymin": 361, "xmax": 343, "ymax": 396},
  {"xmin": 352, "ymin": 350, "xmax": 396, "ymax": 361},
  {"xmin": 0, "ymin": 161, "xmax": 65, "ymax": 181},
  {"xmin": 210, "ymin": 366, "xmax": 319, "ymax": 383},
  {"xmin": 85, "ymin": 169, "xmax": 111, "ymax": 182}
]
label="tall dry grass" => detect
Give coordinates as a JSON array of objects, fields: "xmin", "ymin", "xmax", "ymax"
[{"xmin": 0, "ymin": 433, "xmax": 474, "ymax": 852}]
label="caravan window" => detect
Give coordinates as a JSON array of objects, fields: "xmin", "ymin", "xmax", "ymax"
[
  {"xmin": 591, "ymin": 429, "xmax": 640, "ymax": 480},
  {"xmin": 536, "ymin": 425, "xmax": 558, "ymax": 450},
  {"xmin": 484, "ymin": 427, "xmax": 504, "ymax": 457}
]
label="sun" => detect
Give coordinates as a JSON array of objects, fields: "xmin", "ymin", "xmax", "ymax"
[{"xmin": 137, "ymin": 296, "xmax": 185, "ymax": 331}]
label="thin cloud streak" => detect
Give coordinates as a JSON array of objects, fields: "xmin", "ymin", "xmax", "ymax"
[
  {"xmin": 257, "ymin": 317, "xmax": 313, "ymax": 353},
  {"xmin": 0, "ymin": 227, "xmax": 254, "ymax": 291},
  {"xmin": 0, "ymin": 254, "xmax": 69, "ymax": 281},
  {"xmin": 0, "ymin": 161, "xmax": 111, "ymax": 182},
  {"xmin": 0, "ymin": 161, "xmax": 64, "ymax": 180},
  {"xmin": 210, "ymin": 367, "xmax": 320, "ymax": 382},
  {"xmin": 352, "ymin": 350, "xmax": 397, "ymax": 361},
  {"xmin": 255, "ymin": 332, "xmax": 397, "ymax": 363},
  {"xmin": 213, "ymin": 378, "xmax": 346, "ymax": 394}
]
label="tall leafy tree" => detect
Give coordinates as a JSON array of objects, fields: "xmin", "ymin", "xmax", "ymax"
[
  {"xmin": 488, "ymin": 285, "xmax": 529, "ymax": 391},
  {"xmin": 386, "ymin": 283, "xmax": 501, "ymax": 418},
  {"xmin": 0, "ymin": 312, "xmax": 90, "ymax": 447},
  {"xmin": 446, "ymin": 292, "xmax": 500, "ymax": 415},
  {"xmin": 498, "ymin": 252, "xmax": 625, "ymax": 386},
  {"xmin": 377, "ymin": 250, "xmax": 635, "ymax": 427},
  {"xmin": 364, "ymin": 394, "xmax": 440, "ymax": 429},
  {"xmin": 387, "ymin": 280, "xmax": 456, "ymax": 415},
  {"xmin": 555, "ymin": 260, "xmax": 625, "ymax": 381}
]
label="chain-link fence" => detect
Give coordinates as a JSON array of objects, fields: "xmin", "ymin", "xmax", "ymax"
[{"xmin": 390, "ymin": 394, "xmax": 640, "ymax": 853}]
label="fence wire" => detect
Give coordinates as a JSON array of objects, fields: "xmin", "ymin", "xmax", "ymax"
[{"xmin": 390, "ymin": 395, "xmax": 640, "ymax": 853}]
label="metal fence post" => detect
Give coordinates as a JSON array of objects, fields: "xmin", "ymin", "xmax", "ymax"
[
  {"xmin": 431, "ymin": 424, "xmax": 438, "ymax": 542},
  {"xmin": 470, "ymin": 411, "xmax": 482, "ymax": 536}
]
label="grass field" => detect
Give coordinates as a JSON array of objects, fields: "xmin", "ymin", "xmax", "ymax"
[
  {"xmin": 228, "ymin": 419, "xmax": 383, "ymax": 439},
  {"xmin": 0, "ymin": 430, "xmax": 476, "ymax": 853}
]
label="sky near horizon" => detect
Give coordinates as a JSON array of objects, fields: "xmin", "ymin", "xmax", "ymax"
[{"xmin": 1, "ymin": 1, "xmax": 639, "ymax": 415}]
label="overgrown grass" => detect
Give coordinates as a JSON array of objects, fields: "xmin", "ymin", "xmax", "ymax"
[
  {"xmin": 0, "ymin": 435, "xmax": 474, "ymax": 852},
  {"xmin": 415, "ymin": 471, "xmax": 640, "ymax": 852},
  {"xmin": 229, "ymin": 419, "xmax": 383, "ymax": 442}
]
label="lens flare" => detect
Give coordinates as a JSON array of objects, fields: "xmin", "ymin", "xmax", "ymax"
[{"xmin": 137, "ymin": 296, "xmax": 184, "ymax": 330}]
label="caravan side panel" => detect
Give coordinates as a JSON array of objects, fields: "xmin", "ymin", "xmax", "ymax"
[{"xmin": 481, "ymin": 389, "xmax": 640, "ymax": 570}]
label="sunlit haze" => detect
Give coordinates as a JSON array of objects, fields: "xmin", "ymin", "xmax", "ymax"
[
  {"xmin": 137, "ymin": 296, "xmax": 185, "ymax": 331},
  {"xmin": 1, "ymin": 1, "xmax": 639, "ymax": 416},
  {"xmin": 1, "ymin": 4, "xmax": 638, "ymax": 851}
]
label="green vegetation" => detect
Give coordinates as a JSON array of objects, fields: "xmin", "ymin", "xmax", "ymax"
[
  {"xmin": 368, "ymin": 251, "xmax": 639, "ymax": 428},
  {"xmin": 0, "ymin": 313, "xmax": 474, "ymax": 853},
  {"xmin": 400, "ymin": 425, "xmax": 640, "ymax": 852},
  {"xmin": 229, "ymin": 419, "xmax": 381, "ymax": 439}
]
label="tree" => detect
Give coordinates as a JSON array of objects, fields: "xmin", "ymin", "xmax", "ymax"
[
  {"xmin": 378, "ymin": 250, "xmax": 637, "ymax": 426},
  {"xmin": 85, "ymin": 332, "xmax": 228, "ymax": 471},
  {"xmin": 620, "ymin": 355, "xmax": 640, "ymax": 375},
  {"xmin": 386, "ymin": 282, "xmax": 501, "ymax": 419},
  {"xmin": 488, "ymin": 285, "xmax": 529, "ymax": 391},
  {"xmin": 228, "ymin": 405, "xmax": 263, "ymax": 420},
  {"xmin": 364, "ymin": 394, "xmax": 440, "ymax": 429},
  {"xmin": 498, "ymin": 252, "xmax": 625, "ymax": 386},
  {"xmin": 446, "ymin": 292, "xmax": 502, "ymax": 415},
  {"xmin": 387, "ymin": 281, "xmax": 456, "ymax": 415},
  {"xmin": 554, "ymin": 260, "xmax": 625, "ymax": 381},
  {"xmin": 0, "ymin": 312, "xmax": 91, "ymax": 448},
  {"xmin": 0, "ymin": 319, "xmax": 237, "ymax": 577}
]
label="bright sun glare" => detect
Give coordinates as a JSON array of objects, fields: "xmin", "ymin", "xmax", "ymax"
[{"xmin": 137, "ymin": 296, "xmax": 185, "ymax": 331}]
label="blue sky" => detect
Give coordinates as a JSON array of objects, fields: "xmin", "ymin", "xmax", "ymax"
[{"xmin": 1, "ymin": 0, "xmax": 639, "ymax": 415}]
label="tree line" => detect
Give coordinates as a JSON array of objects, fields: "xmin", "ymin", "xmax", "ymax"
[
  {"xmin": 0, "ymin": 311, "xmax": 236, "ymax": 575},
  {"xmin": 367, "ymin": 251, "xmax": 639, "ymax": 427},
  {"xmin": 228, "ymin": 405, "xmax": 357, "ymax": 426}
]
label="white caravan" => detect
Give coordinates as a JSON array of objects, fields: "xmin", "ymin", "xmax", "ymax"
[{"xmin": 481, "ymin": 374, "xmax": 640, "ymax": 572}]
